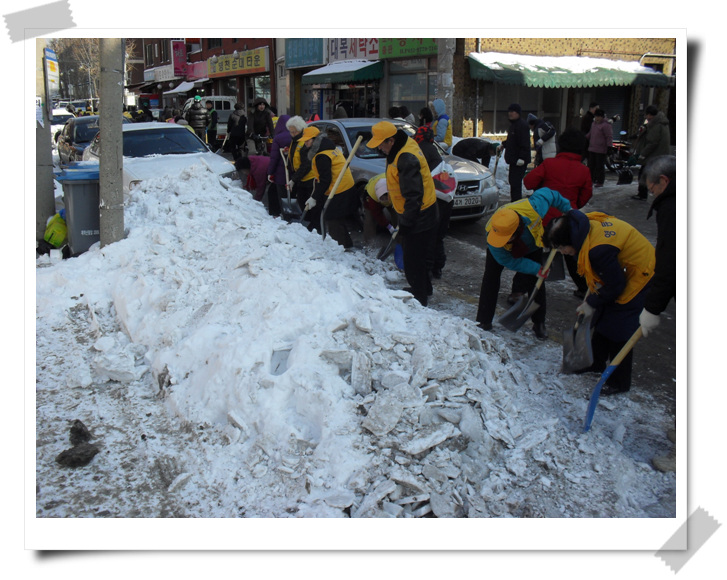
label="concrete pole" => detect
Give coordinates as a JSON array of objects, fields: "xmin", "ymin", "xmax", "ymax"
[
  {"xmin": 436, "ymin": 38, "xmax": 456, "ymax": 119},
  {"xmin": 36, "ymin": 42, "xmax": 56, "ymax": 242},
  {"xmin": 98, "ymin": 38, "xmax": 125, "ymax": 248}
]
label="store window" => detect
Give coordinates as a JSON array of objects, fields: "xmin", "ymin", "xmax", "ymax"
[{"xmin": 388, "ymin": 57, "xmax": 438, "ymax": 118}]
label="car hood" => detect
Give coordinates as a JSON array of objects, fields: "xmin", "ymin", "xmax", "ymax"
[
  {"xmin": 123, "ymin": 152, "xmax": 234, "ymax": 183},
  {"xmin": 444, "ymin": 155, "xmax": 491, "ymax": 178}
]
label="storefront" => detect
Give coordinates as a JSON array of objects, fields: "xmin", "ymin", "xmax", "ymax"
[
  {"xmin": 284, "ymin": 38, "xmax": 326, "ymax": 118},
  {"xmin": 378, "ymin": 38, "xmax": 439, "ymax": 120},
  {"xmin": 466, "ymin": 51, "xmax": 673, "ymax": 136},
  {"xmin": 206, "ymin": 46, "xmax": 273, "ymax": 110}
]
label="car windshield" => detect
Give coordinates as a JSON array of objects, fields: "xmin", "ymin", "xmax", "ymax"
[
  {"xmin": 51, "ymin": 113, "xmax": 73, "ymax": 124},
  {"xmin": 74, "ymin": 122, "xmax": 100, "ymax": 144},
  {"xmin": 343, "ymin": 121, "xmax": 418, "ymax": 159},
  {"xmin": 123, "ymin": 128, "xmax": 208, "ymax": 157}
]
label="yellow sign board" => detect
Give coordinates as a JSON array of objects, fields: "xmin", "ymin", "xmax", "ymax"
[{"xmin": 208, "ymin": 47, "xmax": 269, "ymax": 78}]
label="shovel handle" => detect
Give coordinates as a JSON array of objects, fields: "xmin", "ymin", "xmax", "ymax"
[
  {"xmin": 280, "ymin": 148, "xmax": 292, "ymax": 203},
  {"xmin": 323, "ymin": 135, "xmax": 363, "ymax": 211},
  {"xmin": 611, "ymin": 326, "xmax": 643, "ymax": 367}
]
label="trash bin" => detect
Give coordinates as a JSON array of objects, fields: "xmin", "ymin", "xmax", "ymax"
[{"xmin": 54, "ymin": 165, "xmax": 100, "ymax": 255}]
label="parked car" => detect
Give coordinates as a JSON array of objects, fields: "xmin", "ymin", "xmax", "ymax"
[
  {"xmin": 82, "ymin": 122, "xmax": 237, "ymax": 194},
  {"xmin": 56, "ymin": 115, "xmax": 131, "ymax": 165},
  {"xmin": 309, "ymin": 118, "xmax": 499, "ymax": 221}
]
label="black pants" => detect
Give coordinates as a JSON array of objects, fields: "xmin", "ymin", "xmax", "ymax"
[
  {"xmin": 508, "ymin": 163, "xmax": 527, "ymax": 202},
  {"xmin": 588, "ymin": 152, "xmax": 606, "ymax": 184},
  {"xmin": 477, "ymin": 247, "xmax": 546, "ymax": 327},
  {"xmin": 636, "ymin": 164, "xmax": 648, "ymax": 199},
  {"xmin": 585, "ymin": 332, "xmax": 634, "ymax": 392},
  {"xmin": 402, "ymin": 226, "xmax": 437, "ymax": 306},
  {"xmin": 432, "ymin": 198, "xmax": 453, "ymax": 272},
  {"xmin": 266, "ymin": 183, "xmax": 282, "ymax": 217}
]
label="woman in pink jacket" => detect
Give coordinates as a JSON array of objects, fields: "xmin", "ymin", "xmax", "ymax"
[{"xmin": 586, "ymin": 109, "xmax": 613, "ymax": 187}]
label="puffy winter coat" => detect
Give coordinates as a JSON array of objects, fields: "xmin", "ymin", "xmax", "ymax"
[
  {"xmin": 524, "ymin": 151, "xmax": 593, "ymax": 226},
  {"xmin": 635, "ymin": 111, "xmax": 671, "ymax": 161},
  {"xmin": 431, "ymin": 99, "xmax": 452, "ymax": 150},
  {"xmin": 586, "ymin": 119, "xmax": 613, "ymax": 154},
  {"xmin": 186, "ymin": 102, "xmax": 209, "ymax": 130},
  {"xmin": 267, "ymin": 115, "xmax": 292, "ymax": 185},
  {"xmin": 503, "ymin": 115, "xmax": 531, "ymax": 166}
]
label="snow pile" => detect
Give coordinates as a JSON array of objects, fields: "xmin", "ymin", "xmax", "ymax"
[{"xmin": 35, "ymin": 164, "xmax": 674, "ymax": 519}]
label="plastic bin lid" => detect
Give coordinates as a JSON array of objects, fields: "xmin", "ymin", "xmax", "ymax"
[{"xmin": 55, "ymin": 166, "xmax": 100, "ymax": 182}]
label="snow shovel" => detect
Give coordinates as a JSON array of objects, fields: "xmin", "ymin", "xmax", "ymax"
[
  {"xmin": 279, "ymin": 148, "xmax": 302, "ymax": 222},
  {"xmin": 561, "ymin": 290, "xmax": 594, "ymax": 374},
  {"xmin": 377, "ymin": 229, "xmax": 399, "ymax": 261},
  {"xmin": 545, "ymin": 250, "xmax": 566, "ymax": 281},
  {"xmin": 321, "ymin": 135, "xmax": 363, "ymax": 240},
  {"xmin": 497, "ymin": 248, "xmax": 557, "ymax": 332},
  {"xmin": 583, "ymin": 326, "xmax": 643, "ymax": 432}
]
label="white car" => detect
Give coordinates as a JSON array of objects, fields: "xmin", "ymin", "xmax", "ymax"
[{"xmin": 82, "ymin": 122, "xmax": 237, "ymax": 193}]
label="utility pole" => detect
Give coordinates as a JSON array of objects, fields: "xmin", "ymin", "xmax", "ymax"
[
  {"xmin": 98, "ymin": 38, "xmax": 124, "ymax": 248},
  {"xmin": 436, "ymin": 38, "xmax": 456, "ymax": 134}
]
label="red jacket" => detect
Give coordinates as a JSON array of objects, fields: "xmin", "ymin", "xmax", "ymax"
[{"xmin": 523, "ymin": 152, "xmax": 592, "ymax": 225}]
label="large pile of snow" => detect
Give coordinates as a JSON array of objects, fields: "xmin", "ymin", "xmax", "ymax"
[{"xmin": 35, "ymin": 162, "xmax": 675, "ymax": 530}]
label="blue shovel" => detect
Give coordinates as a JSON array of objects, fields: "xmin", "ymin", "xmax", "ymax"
[{"xmin": 583, "ymin": 327, "xmax": 643, "ymax": 432}]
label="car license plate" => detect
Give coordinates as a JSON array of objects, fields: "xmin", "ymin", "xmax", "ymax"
[{"xmin": 453, "ymin": 196, "xmax": 481, "ymax": 208}]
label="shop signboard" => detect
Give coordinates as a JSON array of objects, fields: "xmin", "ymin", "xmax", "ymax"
[
  {"xmin": 208, "ymin": 47, "xmax": 269, "ymax": 78},
  {"xmin": 285, "ymin": 38, "xmax": 325, "ymax": 69},
  {"xmin": 328, "ymin": 38, "xmax": 379, "ymax": 62},
  {"xmin": 172, "ymin": 40, "xmax": 188, "ymax": 77},
  {"xmin": 378, "ymin": 38, "xmax": 438, "ymax": 59}
]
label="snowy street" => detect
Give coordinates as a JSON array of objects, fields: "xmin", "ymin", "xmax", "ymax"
[{"xmin": 35, "ymin": 156, "xmax": 678, "ymax": 534}]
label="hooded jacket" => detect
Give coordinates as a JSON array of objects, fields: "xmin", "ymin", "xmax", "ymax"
[
  {"xmin": 251, "ymin": 98, "xmax": 275, "ymax": 137},
  {"xmin": 503, "ymin": 113, "xmax": 531, "ymax": 166},
  {"xmin": 586, "ymin": 118, "xmax": 613, "ymax": 154},
  {"xmin": 635, "ymin": 111, "xmax": 671, "ymax": 161},
  {"xmin": 267, "ymin": 114, "xmax": 292, "ymax": 185},
  {"xmin": 431, "ymin": 99, "xmax": 452, "ymax": 150},
  {"xmin": 644, "ymin": 179, "xmax": 676, "ymax": 315},
  {"xmin": 527, "ymin": 114, "xmax": 557, "ymax": 159},
  {"xmin": 186, "ymin": 101, "xmax": 209, "ymax": 130}
]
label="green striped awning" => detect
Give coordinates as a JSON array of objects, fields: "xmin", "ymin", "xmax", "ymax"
[
  {"xmin": 302, "ymin": 60, "xmax": 383, "ymax": 85},
  {"xmin": 468, "ymin": 52, "xmax": 673, "ymax": 88}
]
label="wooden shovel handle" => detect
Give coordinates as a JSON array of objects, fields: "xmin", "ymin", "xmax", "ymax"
[
  {"xmin": 323, "ymin": 135, "xmax": 363, "ymax": 210},
  {"xmin": 611, "ymin": 327, "xmax": 643, "ymax": 367}
]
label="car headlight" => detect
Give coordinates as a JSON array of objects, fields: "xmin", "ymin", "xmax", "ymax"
[{"xmin": 482, "ymin": 174, "xmax": 496, "ymax": 190}]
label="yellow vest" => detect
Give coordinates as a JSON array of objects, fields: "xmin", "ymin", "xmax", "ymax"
[
  {"xmin": 293, "ymin": 139, "xmax": 315, "ymax": 182},
  {"xmin": 311, "ymin": 148, "xmax": 354, "ymax": 196},
  {"xmin": 485, "ymin": 197, "xmax": 545, "ymax": 249},
  {"xmin": 578, "ymin": 212, "xmax": 655, "ymax": 304},
  {"xmin": 385, "ymin": 138, "xmax": 436, "ymax": 215}
]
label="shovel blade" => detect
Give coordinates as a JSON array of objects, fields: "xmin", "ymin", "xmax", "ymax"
[
  {"xmin": 497, "ymin": 294, "xmax": 540, "ymax": 332},
  {"xmin": 561, "ymin": 315, "xmax": 594, "ymax": 373}
]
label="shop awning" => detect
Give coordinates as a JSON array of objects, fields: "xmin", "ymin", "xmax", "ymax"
[
  {"xmin": 302, "ymin": 59, "xmax": 383, "ymax": 85},
  {"xmin": 164, "ymin": 80, "xmax": 196, "ymax": 95},
  {"xmin": 468, "ymin": 52, "xmax": 673, "ymax": 88}
]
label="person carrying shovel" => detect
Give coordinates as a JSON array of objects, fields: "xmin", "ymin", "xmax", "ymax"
[
  {"xmin": 476, "ymin": 187, "xmax": 572, "ymax": 339},
  {"xmin": 543, "ymin": 209, "xmax": 655, "ymax": 396},
  {"xmin": 300, "ymin": 125, "xmax": 360, "ymax": 248}
]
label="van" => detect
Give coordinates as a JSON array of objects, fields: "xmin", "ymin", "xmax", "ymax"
[{"xmin": 182, "ymin": 96, "xmax": 238, "ymax": 148}]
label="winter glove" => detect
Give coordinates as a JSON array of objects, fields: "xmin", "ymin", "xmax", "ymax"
[
  {"xmin": 267, "ymin": 175, "xmax": 274, "ymax": 183},
  {"xmin": 386, "ymin": 224, "xmax": 398, "ymax": 235},
  {"xmin": 576, "ymin": 300, "xmax": 596, "ymax": 318},
  {"xmin": 639, "ymin": 309, "xmax": 660, "ymax": 337},
  {"xmin": 286, "ymin": 180, "xmax": 295, "ymax": 191},
  {"xmin": 536, "ymin": 139, "xmax": 544, "ymax": 147},
  {"xmin": 304, "ymin": 197, "xmax": 317, "ymax": 212},
  {"xmin": 516, "ymin": 159, "xmax": 525, "ymax": 166}
]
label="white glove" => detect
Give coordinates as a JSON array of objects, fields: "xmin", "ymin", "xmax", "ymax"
[
  {"xmin": 516, "ymin": 159, "xmax": 525, "ymax": 166},
  {"xmin": 304, "ymin": 197, "xmax": 317, "ymax": 212},
  {"xmin": 576, "ymin": 300, "xmax": 595, "ymax": 318},
  {"xmin": 639, "ymin": 309, "xmax": 660, "ymax": 337},
  {"xmin": 286, "ymin": 180, "xmax": 295, "ymax": 191},
  {"xmin": 536, "ymin": 139, "xmax": 544, "ymax": 147},
  {"xmin": 387, "ymin": 224, "xmax": 398, "ymax": 235}
]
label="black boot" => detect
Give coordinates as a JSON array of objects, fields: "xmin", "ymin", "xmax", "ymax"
[{"xmin": 533, "ymin": 321, "xmax": 547, "ymax": 340}]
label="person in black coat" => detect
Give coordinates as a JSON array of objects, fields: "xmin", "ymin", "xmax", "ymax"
[
  {"xmin": 226, "ymin": 103, "xmax": 248, "ymax": 160},
  {"xmin": 185, "ymin": 96, "xmax": 209, "ymax": 141},
  {"xmin": 498, "ymin": 103, "xmax": 531, "ymax": 202},
  {"xmin": 639, "ymin": 155, "xmax": 677, "ymax": 336},
  {"xmin": 451, "ymin": 138, "xmax": 496, "ymax": 169}
]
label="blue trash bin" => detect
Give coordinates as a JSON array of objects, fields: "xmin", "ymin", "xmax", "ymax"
[{"xmin": 54, "ymin": 165, "xmax": 100, "ymax": 255}]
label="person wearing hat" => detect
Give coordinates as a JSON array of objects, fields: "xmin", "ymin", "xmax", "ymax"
[
  {"xmin": 285, "ymin": 115, "xmax": 315, "ymax": 215},
  {"xmin": 544, "ymin": 209, "xmax": 655, "ymax": 394},
  {"xmin": 301, "ymin": 125, "xmax": 359, "ymax": 247},
  {"xmin": 367, "ymin": 120, "xmax": 439, "ymax": 306},
  {"xmin": 185, "ymin": 95, "xmax": 210, "ymax": 142},
  {"xmin": 476, "ymin": 187, "xmax": 572, "ymax": 338},
  {"xmin": 497, "ymin": 103, "xmax": 531, "ymax": 202},
  {"xmin": 363, "ymin": 173, "xmax": 398, "ymax": 245}
]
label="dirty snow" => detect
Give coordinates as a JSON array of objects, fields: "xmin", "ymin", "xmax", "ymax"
[{"xmin": 34, "ymin": 159, "xmax": 678, "ymax": 550}]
